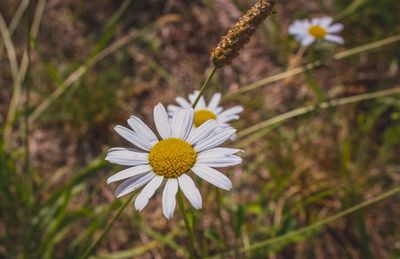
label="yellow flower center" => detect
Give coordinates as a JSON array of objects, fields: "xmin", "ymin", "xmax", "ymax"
[
  {"xmin": 308, "ymin": 25, "xmax": 327, "ymax": 39},
  {"xmin": 149, "ymin": 138, "xmax": 197, "ymax": 178},
  {"xmin": 194, "ymin": 110, "xmax": 217, "ymax": 127}
]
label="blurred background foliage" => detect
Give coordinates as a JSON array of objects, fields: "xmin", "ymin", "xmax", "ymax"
[{"xmin": 1, "ymin": 0, "xmax": 400, "ymax": 258}]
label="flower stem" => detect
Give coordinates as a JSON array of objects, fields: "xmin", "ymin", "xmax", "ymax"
[
  {"xmin": 80, "ymin": 192, "xmax": 136, "ymax": 259},
  {"xmin": 177, "ymin": 190, "xmax": 196, "ymax": 258},
  {"xmin": 192, "ymin": 66, "xmax": 217, "ymax": 109}
]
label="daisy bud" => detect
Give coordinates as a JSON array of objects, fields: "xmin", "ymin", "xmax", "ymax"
[{"xmin": 211, "ymin": 0, "xmax": 276, "ymax": 67}]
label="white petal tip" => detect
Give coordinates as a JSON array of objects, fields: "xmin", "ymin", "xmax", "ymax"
[
  {"xmin": 116, "ymin": 189, "xmax": 134, "ymax": 198},
  {"xmin": 163, "ymin": 213, "xmax": 173, "ymax": 220},
  {"xmin": 193, "ymin": 204, "xmax": 202, "ymax": 210},
  {"xmin": 223, "ymin": 183, "xmax": 233, "ymax": 191},
  {"xmin": 134, "ymin": 202, "xmax": 146, "ymax": 211}
]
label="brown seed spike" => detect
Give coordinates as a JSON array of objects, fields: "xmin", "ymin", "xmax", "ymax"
[{"xmin": 211, "ymin": 0, "xmax": 276, "ymax": 68}]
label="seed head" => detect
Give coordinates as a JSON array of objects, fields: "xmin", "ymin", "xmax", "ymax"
[{"xmin": 211, "ymin": 0, "xmax": 276, "ymax": 67}]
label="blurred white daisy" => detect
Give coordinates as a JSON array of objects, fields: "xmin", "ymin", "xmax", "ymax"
[
  {"xmin": 167, "ymin": 91, "xmax": 243, "ymax": 130},
  {"xmin": 288, "ymin": 17, "xmax": 344, "ymax": 46},
  {"xmin": 106, "ymin": 103, "xmax": 242, "ymax": 219}
]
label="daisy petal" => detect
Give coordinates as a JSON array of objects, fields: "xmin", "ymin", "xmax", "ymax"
[
  {"xmin": 107, "ymin": 165, "xmax": 152, "ymax": 184},
  {"xmin": 134, "ymin": 175, "xmax": 164, "ymax": 211},
  {"xmin": 192, "ymin": 164, "xmax": 232, "ymax": 191},
  {"xmin": 127, "ymin": 116, "xmax": 158, "ymax": 142},
  {"xmin": 218, "ymin": 115, "xmax": 240, "ymax": 123},
  {"xmin": 105, "ymin": 148, "xmax": 148, "ymax": 166},
  {"xmin": 311, "ymin": 18, "xmax": 319, "ymax": 26},
  {"xmin": 301, "ymin": 35, "xmax": 315, "ymax": 46},
  {"xmin": 186, "ymin": 119, "xmax": 218, "ymax": 145},
  {"xmin": 199, "ymin": 147, "xmax": 243, "ymax": 156},
  {"xmin": 289, "ymin": 21, "xmax": 307, "ymax": 35},
  {"xmin": 115, "ymin": 172, "xmax": 155, "ymax": 198},
  {"xmin": 175, "ymin": 96, "xmax": 191, "ymax": 108},
  {"xmin": 218, "ymin": 105, "xmax": 243, "ymax": 118},
  {"xmin": 294, "ymin": 35, "xmax": 305, "ymax": 43},
  {"xmin": 289, "ymin": 27, "xmax": 306, "ymax": 36},
  {"xmin": 167, "ymin": 104, "xmax": 180, "ymax": 115},
  {"xmin": 328, "ymin": 23, "xmax": 343, "ymax": 33},
  {"xmin": 171, "ymin": 108, "xmax": 193, "ymax": 140},
  {"xmin": 318, "ymin": 17, "xmax": 333, "ymax": 27},
  {"xmin": 189, "ymin": 91, "xmax": 206, "ymax": 109},
  {"xmin": 162, "ymin": 178, "xmax": 178, "ymax": 219},
  {"xmin": 194, "ymin": 127, "xmax": 236, "ymax": 152},
  {"xmin": 178, "ymin": 174, "xmax": 202, "ymax": 209},
  {"xmin": 197, "ymin": 147, "xmax": 243, "ymax": 168},
  {"xmin": 214, "ymin": 107, "xmax": 224, "ymax": 114},
  {"xmin": 197, "ymin": 154, "xmax": 242, "ymax": 168},
  {"xmin": 303, "ymin": 19, "xmax": 311, "ymax": 28},
  {"xmin": 114, "ymin": 126, "xmax": 153, "ymax": 151},
  {"xmin": 208, "ymin": 93, "xmax": 222, "ymax": 111},
  {"xmin": 154, "ymin": 103, "xmax": 172, "ymax": 139},
  {"xmin": 325, "ymin": 34, "xmax": 344, "ymax": 44}
]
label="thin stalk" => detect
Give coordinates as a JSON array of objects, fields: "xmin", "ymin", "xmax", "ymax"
[
  {"xmin": 287, "ymin": 45, "xmax": 308, "ymax": 73},
  {"xmin": 28, "ymin": 27, "xmax": 150, "ymax": 125},
  {"xmin": 0, "ymin": 13, "xmax": 19, "ymax": 82},
  {"xmin": 192, "ymin": 66, "xmax": 217, "ymax": 108},
  {"xmin": 282, "ymin": 45, "xmax": 308, "ymax": 87},
  {"xmin": 79, "ymin": 192, "xmax": 136, "ymax": 259},
  {"xmin": 185, "ymin": 66, "xmax": 218, "ymax": 257},
  {"xmin": 224, "ymin": 34, "xmax": 400, "ymax": 100},
  {"xmin": 23, "ymin": 0, "xmax": 34, "ymax": 206},
  {"xmin": 23, "ymin": 17, "xmax": 30, "ymax": 177},
  {"xmin": 215, "ymin": 188, "xmax": 228, "ymax": 250},
  {"xmin": 21, "ymin": 3, "xmax": 35, "ymax": 256},
  {"xmin": 0, "ymin": 0, "xmax": 29, "ymax": 59},
  {"xmin": 177, "ymin": 190, "xmax": 196, "ymax": 258},
  {"xmin": 190, "ymin": 66, "xmax": 217, "ymax": 258},
  {"xmin": 209, "ymin": 186, "xmax": 400, "ymax": 258},
  {"xmin": 238, "ymin": 86, "xmax": 400, "ymax": 139},
  {"xmin": 136, "ymin": 220, "xmax": 189, "ymax": 257},
  {"xmin": 335, "ymin": 0, "xmax": 369, "ymax": 21},
  {"xmin": 27, "ymin": 15, "xmax": 180, "ymax": 125},
  {"xmin": 2, "ymin": 0, "xmax": 46, "ymax": 150},
  {"xmin": 9, "ymin": 0, "xmax": 30, "ymax": 35}
]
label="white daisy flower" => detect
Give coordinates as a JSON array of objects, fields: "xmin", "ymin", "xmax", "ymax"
[
  {"xmin": 167, "ymin": 91, "xmax": 243, "ymax": 130},
  {"xmin": 288, "ymin": 16, "xmax": 344, "ymax": 46},
  {"xmin": 106, "ymin": 103, "xmax": 242, "ymax": 219}
]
